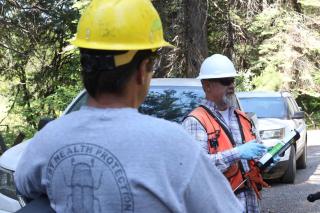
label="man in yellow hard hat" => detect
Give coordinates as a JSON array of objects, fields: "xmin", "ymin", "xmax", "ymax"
[{"xmin": 14, "ymin": 1, "xmax": 243, "ymax": 212}]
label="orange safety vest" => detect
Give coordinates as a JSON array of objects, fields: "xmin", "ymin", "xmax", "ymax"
[{"xmin": 188, "ymin": 105, "xmax": 259, "ymax": 192}]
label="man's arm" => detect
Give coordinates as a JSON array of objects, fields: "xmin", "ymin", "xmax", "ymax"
[
  {"xmin": 182, "ymin": 116, "xmax": 241, "ymax": 172},
  {"xmin": 14, "ymin": 136, "xmax": 46, "ymax": 199},
  {"xmin": 183, "ymin": 151, "xmax": 244, "ymax": 213}
]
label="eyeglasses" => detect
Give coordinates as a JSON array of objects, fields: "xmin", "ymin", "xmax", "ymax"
[{"xmin": 216, "ymin": 78, "xmax": 235, "ymax": 86}]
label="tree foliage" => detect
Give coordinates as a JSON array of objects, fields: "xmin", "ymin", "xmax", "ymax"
[
  {"xmin": 153, "ymin": 0, "xmax": 208, "ymax": 77},
  {"xmin": 0, "ymin": 0, "xmax": 319, "ymax": 145},
  {"xmin": 246, "ymin": 4, "xmax": 320, "ymax": 126},
  {"xmin": 0, "ymin": 0, "xmax": 81, "ymax": 142}
]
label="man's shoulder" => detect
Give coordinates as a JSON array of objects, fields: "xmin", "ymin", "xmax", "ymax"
[
  {"xmin": 234, "ymin": 109, "xmax": 252, "ymax": 124},
  {"xmin": 139, "ymin": 114, "xmax": 201, "ymax": 145},
  {"xmin": 34, "ymin": 110, "xmax": 84, "ymax": 137},
  {"xmin": 234, "ymin": 108, "xmax": 246, "ymax": 117},
  {"xmin": 139, "ymin": 113, "xmax": 188, "ymax": 133}
]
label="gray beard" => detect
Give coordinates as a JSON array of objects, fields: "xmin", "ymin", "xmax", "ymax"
[{"xmin": 223, "ymin": 94, "xmax": 237, "ymax": 108}]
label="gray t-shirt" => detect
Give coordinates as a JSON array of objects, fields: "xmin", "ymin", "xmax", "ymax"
[{"xmin": 14, "ymin": 107, "xmax": 243, "ymax": 213}]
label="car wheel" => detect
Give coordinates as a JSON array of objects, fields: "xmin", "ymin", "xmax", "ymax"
[
  {"xmin": 297, "ymin": 143, "xmax": 307, "ymax": 169},
  {"xmin": 281, "ymin": 145, "xmax": 296, "ymax": 184}
]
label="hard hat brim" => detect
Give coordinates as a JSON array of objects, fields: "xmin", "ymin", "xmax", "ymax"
[
  {"xmin": 196, "ymin": 73, "xmax": 238, "ymax": 80},
  {"xmin": 70, "ymin": 38, "xmax": 174, "ymax": 51}
]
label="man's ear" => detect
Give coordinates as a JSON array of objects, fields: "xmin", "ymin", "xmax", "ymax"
[
  {"xmin": 136, "ymin": 58, "xmax": 151, "ymax": 85},
  {"xmin": 202, "ymin": 80, "xmax": 211, "ymax": 92}
]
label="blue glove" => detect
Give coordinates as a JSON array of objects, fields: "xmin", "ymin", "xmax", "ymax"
[{"xmin": 235, "ymin": 140, "xmax": 267, "ymax": 160}]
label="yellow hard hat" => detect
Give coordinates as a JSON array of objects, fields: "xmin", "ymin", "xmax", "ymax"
[{"xmin": 71, "ymin": 0, "xmax": 172, "ymax": 51}]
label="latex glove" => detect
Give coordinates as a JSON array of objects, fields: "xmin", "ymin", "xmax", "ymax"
[{"xmin": 235, "ymin": 140, "xmax": 267, "ymax": 160}]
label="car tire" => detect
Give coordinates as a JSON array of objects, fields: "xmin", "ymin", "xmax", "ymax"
[
  {"xmin": 281, "ymin": 145, "xmax": 296, "ymax": 184},
  {"xmin": 297, "ymin": 143, "xmax": 307, "ymax": 169}
]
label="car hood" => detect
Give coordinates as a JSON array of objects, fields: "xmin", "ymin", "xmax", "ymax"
[
  {"xmin": 258, "ymin": 118, "xmax": 288, "ymax": 131},
  {"xmin": 0, "ymin": 140, "xmax": 29, "ymax": 171}
]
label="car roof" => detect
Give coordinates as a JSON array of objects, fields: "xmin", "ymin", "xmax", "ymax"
[
  {"xmin": 237, "ymin": 91, "xmax": 292, "ymax": 98},
  {"xmin": 151, "ymin": 78, "xmax": 202, "ymax": 87}
]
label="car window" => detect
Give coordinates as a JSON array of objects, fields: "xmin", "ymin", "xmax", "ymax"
[
  {"xmin": 286, "ymin": 97, "xmax": 296, "ymax": 116},
  {"xmin": 289, "ymin": 97, "xmax": 299, "ymax": 112},
  {"xmin": 139, "ymin": 86, "xmax": 204, "ymax": 123},
  {"xmin": 66, "ymin": 93, "xmax": 88, "ymax": 114},
  {"xmin": 65, "ymin": 85, "xmax": 244, "ymax": 123},
  {"xmin": 239, "ymin": 97, "xmax": 287, "ymax": 119},
  {"xmin": 65, "ymin": 86, "xmax": 205, "ymax": 123}
]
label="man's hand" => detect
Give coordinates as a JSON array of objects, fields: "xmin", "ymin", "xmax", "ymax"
[{"xmin": 235, "ymin": 140, "xmax": 267, "ymax": 160}]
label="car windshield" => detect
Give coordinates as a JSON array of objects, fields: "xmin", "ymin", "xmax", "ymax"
[
  {"xmin": 67, "ymin": 86, "xmax": 205, "ymax": 123},
  {"xmin": 238, "ymin": 97, "xmax": 287, "ymax": 119}
]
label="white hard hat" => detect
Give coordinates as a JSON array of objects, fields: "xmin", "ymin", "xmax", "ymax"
[{"xmin": 197, "ymin": 54, "xmax": 238, "ymax": 79}]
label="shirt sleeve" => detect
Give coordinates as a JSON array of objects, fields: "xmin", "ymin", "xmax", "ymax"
[
  {"xmin": 182, "ymin": 116, "xmax": 241, "ymax": 173},
  {"xmin": 183, "ymin": 151, "xmax": 244, "ymax": 213},
  {"xmin": 14, "ymin": 135, "xmax": 46, "ymax": 199}
]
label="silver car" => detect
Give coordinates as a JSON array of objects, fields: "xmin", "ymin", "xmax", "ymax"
[{"xmin": 237, "ymin": 91, "xmax": 307, "ymax": 183}]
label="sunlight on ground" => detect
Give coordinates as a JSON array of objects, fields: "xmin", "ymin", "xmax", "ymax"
[
  {"xmin": 307, "ymin": 167, "xmax": 320, "ymax": 184},
  {"xmin": 306, "ymin": 131, "xmax": 320, "ymax": 185}
]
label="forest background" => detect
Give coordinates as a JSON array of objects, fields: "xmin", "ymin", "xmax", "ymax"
[{"xmin": 0, "ymin": 0, "xmax": 319, "ymax": 146}]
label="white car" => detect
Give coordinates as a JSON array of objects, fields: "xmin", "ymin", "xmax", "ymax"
[{"xmin": 237, "ymin": 91, "xmax": 307, "ymax": 183}]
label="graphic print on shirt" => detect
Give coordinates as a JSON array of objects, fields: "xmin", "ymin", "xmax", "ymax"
[
  {"xmin": 64, "ymin": 158, "xmax": 102, "ymax": 213},
  {"xmin": 46, "ymin": 143, "xmax": 134, "ymax": 213}
]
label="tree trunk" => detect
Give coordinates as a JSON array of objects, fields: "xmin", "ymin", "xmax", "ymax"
[
  {"xmin": 152, "ymin": 0, "xmax": 184, "ymax": 77},
  {"xmin": 291, "ymin": 0, "xmax": 302, "ymax": 13},
  {"xmin": 184, "ymin": 0, "xmax": 208, "ymax": 77},
  {"xmin": 277, "ymin": 0, "xmax": 302, "ymax": 12},
  {"xmin": 259, "ymin": 0, "xmax": 268, "ymax": 10},
  {"xmin": 226, "ymin": 4, "xmax": 234, "ymax": 60}
]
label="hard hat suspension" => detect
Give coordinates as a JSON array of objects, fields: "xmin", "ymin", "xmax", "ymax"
[{"xmin": 80, "ymin": 50, "xmax": 141, "ymax": 73}]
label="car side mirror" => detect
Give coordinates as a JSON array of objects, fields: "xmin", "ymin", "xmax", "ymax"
[
  {"xmin": 38, "ymin": 118, "xmax": 55, "ymax": 131},
  {"xmin": 292, "ymin": 111, "xmax": 304, "ymax": 119}
]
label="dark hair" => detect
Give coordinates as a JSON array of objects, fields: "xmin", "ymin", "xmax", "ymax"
[{"xmin": 80, "ymin": 48, "xmax": 153, "ymax": 98}]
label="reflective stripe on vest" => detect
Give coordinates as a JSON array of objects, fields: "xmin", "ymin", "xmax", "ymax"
[{"xmin": 188, "ymin": 106, "xmax": 257, "ymax": 191}]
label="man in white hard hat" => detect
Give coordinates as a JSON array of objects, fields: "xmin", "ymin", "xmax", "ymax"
[
  {"xmin": 182, "ymin": 54, "xmax": 267, "ymax": 213},
  {"xmin": 14, "ymin": 2, "xmax": 244, "ymax": 213}
]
